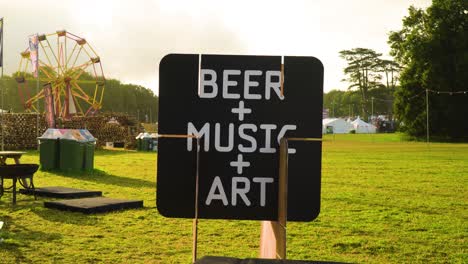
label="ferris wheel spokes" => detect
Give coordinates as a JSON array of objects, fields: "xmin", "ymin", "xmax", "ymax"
[{"xmin": 15, "ymin": 30, "xmax": 106, "ymax": 120}]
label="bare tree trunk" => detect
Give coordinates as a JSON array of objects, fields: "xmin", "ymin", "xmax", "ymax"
[
  {"xmin": 362, "ymin": 68, "xmax": 369, "ymax": 119},
  {"xmin": 391, "ymin": 70, "xmax": 394, "ymax": 90},
  {"xmin": 385, "ymin": 70, "xmax": 390, "ymax": 89}
]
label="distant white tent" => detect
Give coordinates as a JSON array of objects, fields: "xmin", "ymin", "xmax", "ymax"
[
  {"xmin": 351, "ymin": 117, "xmax": 377, "ymax": 133},
  {"xmin": 322, "ymin": 118, "xmax": 354, "ymax": 134}
]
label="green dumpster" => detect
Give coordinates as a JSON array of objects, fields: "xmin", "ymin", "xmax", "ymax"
[
  {"xmin": 141, "ymin": 137, "xmax": 150, "ymax": 151},
  {"xmin": 150, "ymin": 133, "xmax": 158, "ymax": 152},
  {"xmin": 83, "ymin": 142, "xmax": 95, "ymax": 171},
  {"xmin": 136, "ymin": 133, "xmax": 155, "ymax": 151},
  {"xmin": 151, "ymin": 139, "xmax": 158, "ymax": 152},
  {"xmin": 39, "ymin": 128, "xmax": 96, "ymax": 172},
  {"xmin": 136, "ymin": 133, "xmax": 144, "ymax": 151},
  {"xmin": 137, "ymin": 139, "xmax": 142, "ymax": 150},
  {"xmin": 39, "ymin": 138, "xmax": 59, "ymax": 170},
  {"xmin": 59, "ymin": 139, "xmax": 85, "ymax": 171}
]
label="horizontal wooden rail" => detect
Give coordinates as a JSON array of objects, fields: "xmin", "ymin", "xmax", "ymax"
[{"xmin": 157, "ymin": 134, "xmax": 198, "ymax": 139}]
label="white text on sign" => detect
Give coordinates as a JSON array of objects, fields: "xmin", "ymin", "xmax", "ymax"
[{"xmin": 188, "ymin": 68, "xmax": 297, "ymax": 207}]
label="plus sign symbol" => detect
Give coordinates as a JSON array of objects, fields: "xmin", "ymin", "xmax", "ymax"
[
  {"xmin": 231, "ymin": 101, "xmax": 252, "ymax": 121},
  {"xmin": 157, "ymin": 54, "xmax": 323, "ymax": 221}
]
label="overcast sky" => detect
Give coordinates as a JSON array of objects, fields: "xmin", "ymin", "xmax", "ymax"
[{"xmin": 1, "ymin": 0, "xmax": 431, "ymax": 94}]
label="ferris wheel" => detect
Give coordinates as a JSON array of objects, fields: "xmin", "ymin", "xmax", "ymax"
[{"xmin": 15, "ymin": 30, "xmax": 105, "ymax": 119}]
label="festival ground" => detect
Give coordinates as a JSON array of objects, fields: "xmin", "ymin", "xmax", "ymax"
[{"xmin": 0, "ymin": 134, "xmax": 466, "ymax": 263}]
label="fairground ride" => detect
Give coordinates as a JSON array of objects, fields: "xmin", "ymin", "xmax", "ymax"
[{"xmin": 15, "ymin": 30, "xmax": 105, "ymax": 119}]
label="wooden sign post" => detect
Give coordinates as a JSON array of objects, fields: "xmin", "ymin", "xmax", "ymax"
[{"xmin": 260, "ymin": 137, "xmax": 288, "ymax": 259}]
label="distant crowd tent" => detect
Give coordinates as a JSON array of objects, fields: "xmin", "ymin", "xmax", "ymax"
[
  {"xmin": 322, "ymin": 117, "xmax": 377, "ymax": 134},
  {"xmin": 351, "ymin": 117, "xmax": 377, "ymax": 134},
  {"xmin": 322, "ymin": 118, "xmax": 354, "ymax": 134}
]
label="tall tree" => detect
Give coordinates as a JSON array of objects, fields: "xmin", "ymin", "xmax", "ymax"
[
  {"xmin": 339, "ymin": 48, "xmax": 383, "ymax": 118},
  {"xmin": 376, "ymin": 59, "xmax": 401, "ymax": 90},
  {"xmin": 388, "ymin": 0, "xmax": 468, "ymax": 140}
]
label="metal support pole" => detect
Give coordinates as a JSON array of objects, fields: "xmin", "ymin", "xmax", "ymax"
[
  {"xmin": 426, "ymin": 89, "xmax": 429, "ymax": 143},
  {"xmin": 1, "ymin": 62, "xmax": 4, "ymax": 151},
  {"xmin": 36, "ymin": 70, "xmax": 40, "ymax": 150},
  {"xmin": 1, "ymin": 18, "xmax": 4, "ymax": 151},
  {"xmin": 33, "ymin": 32, "xmax": 41, "ymax": 150}
]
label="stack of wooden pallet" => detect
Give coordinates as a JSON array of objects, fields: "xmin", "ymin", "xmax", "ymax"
[
  {"xmin": 0, "ymin": 113, "xmax": 45, "ymax": 150},
  {"xmin": 0, "ymin": 113, "xmax": 143, "ymax": 150}
]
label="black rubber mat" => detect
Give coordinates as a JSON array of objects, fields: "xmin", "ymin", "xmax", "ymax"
[
  {"xmin": 196, "ymin": 256, "xmax": 347, "ymax": 264},
  {"xmin": 20, "ymin": 186, "xmax": 102, "ymax": 199},
  {"xmin": 44, "ymin": 197, "xmax": 143, "ymax": 214}
]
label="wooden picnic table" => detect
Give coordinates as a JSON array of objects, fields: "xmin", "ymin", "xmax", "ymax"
[
  {"xmin": 0, "ymin": 151, "xmax": 35, "ymax": 204},
  {"xmin": 0, "ymin": 164, "xmax": 38, "ymax": 204},
  {"xmin": 0, "ymin": 151, "xmax": 27, "ymax": 165}
]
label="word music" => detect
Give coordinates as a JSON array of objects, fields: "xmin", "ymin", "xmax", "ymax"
[{"xmin": 186, "ymin": 123, "xmax": 296, "ymax": 154}]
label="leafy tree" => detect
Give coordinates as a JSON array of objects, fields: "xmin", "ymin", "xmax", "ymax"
[
  {"xmin": 376, "ymin": 59, "xmax": 401, "ymax": 90},
  {"xmin": 339, "ymin": 48, "xmax": 384, "ymax": 118},
  {"xmin": 0, "ymin": 73, "xmax": 159, "ymax": 122},
  {"xmin": 388, "ymin": 0, "xmax": 468, "ymax": 140}
]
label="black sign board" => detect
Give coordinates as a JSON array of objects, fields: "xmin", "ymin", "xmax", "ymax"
[{"xmin": 157, "ymin": 54, "xmax": 323, "ymax": 221}]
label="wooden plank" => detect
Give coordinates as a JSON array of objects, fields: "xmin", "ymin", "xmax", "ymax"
[
  {"xmin": 277, "ymin": 137, "xmax": 289, "ymax": 258},
  {"xmin": 259, "ymin": 138, "xmax": 288, "ymax": 259}
]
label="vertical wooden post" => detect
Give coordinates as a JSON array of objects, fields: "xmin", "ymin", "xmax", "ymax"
[
  {"xmin": 192, "ymin": 138, "xmax": 201, "ymax": 264},
  {"xmin": 36, "ymin": 55, "xmax": 40, "ymax": 150},
  {"xmin": 259, "ymin": 137, "xmax": 288, "ymax": 259},
  {"xmin": 280, "ymin": 63, "xmax": 284, "ymax": 97}
]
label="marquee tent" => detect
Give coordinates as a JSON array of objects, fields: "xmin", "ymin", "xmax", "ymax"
[
  {"xmin": 351, "ymin": 117, "xmax": 377, "ymax": 133},
  {"xmin": 322, "ymin": 118, "xmax": 354, "ymax": 134}
]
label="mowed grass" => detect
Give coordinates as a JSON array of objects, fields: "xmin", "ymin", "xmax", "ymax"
[{"xmin": 0, "ymin": 134, "xmax": 467, "ymax": 263}]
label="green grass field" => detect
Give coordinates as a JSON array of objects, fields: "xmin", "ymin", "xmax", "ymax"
[{"xmin": 0, "ymin": 134, "xmax": 467, "ymax": 263}]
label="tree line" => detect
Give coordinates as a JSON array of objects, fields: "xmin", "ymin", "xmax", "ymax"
[
  {"xmin": 338, "ymin": 48, "xmax": 400, "ymax": 120},
  {"xmin": 336, "ymin": 0, "xmax": 467, "ymax": 141},
  {"xmin": 323, "ymin": 87, "xmax": 394, "ymax": 120},
  {"xmin": 388, "ymin": 0, "xmax": 467, "ymax": 141},
  {"xmin": 0, "ymin": 73, "xmax": 159, "ymax": 122}
]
